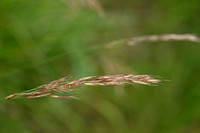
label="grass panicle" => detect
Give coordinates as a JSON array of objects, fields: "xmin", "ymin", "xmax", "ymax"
[
  {"xmin": 105, "ymin": 34, "xmax": 200, "ymax": 48},
  {"xmin": 127, "ymin": 34, "xmax": 200, "ymax": 46},
  {"xmin": 63, "ymin": 0, "xmax": 104, "ymax": 16},
  {"xmin": 4, "ymin": 74, "xmax": 160, "ymax": 100}
]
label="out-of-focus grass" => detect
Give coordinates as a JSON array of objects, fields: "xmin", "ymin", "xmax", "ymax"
[{"xmin": 0, "ymin": 0, "xmax": 200, "ymax": 133}]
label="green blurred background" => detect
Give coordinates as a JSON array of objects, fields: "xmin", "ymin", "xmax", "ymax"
[{"xmin": 0, "ymin": 0, "xmax": 200, "ymax": 132}]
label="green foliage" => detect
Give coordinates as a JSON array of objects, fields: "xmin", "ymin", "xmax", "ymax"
[{"xmin": 0, "ymin": 0, "xmax": 200, "ymax": 133}]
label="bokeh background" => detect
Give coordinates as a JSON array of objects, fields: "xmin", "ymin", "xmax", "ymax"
[{"xmin": 0, "ymin": 0, "xmax": 200, "ymax": 133}]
